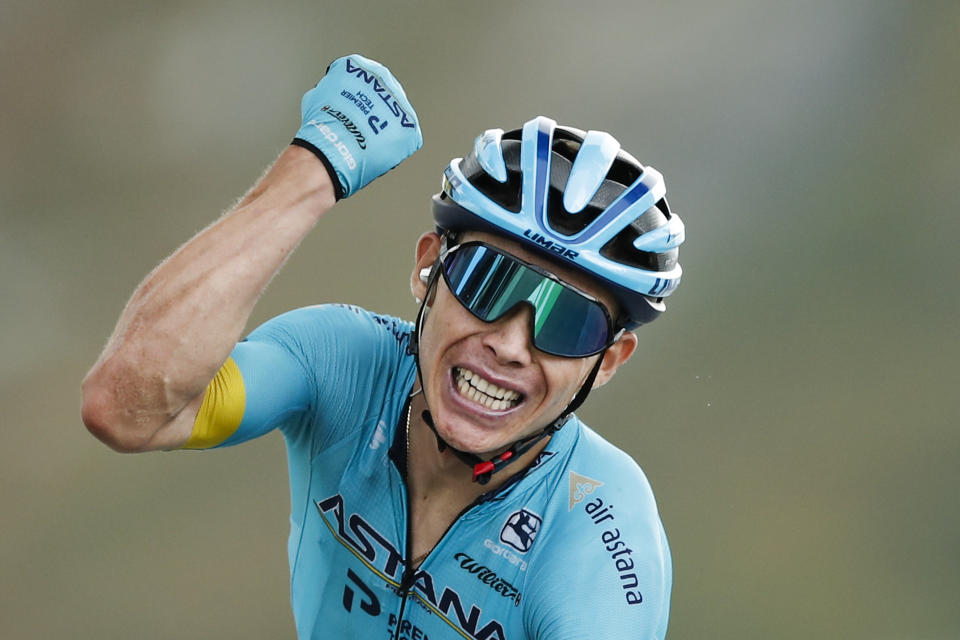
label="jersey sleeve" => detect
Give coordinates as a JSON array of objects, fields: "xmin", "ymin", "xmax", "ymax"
[
  {"xmin": 524, "ymin": 434, "xmax": 673, "ymax": 639},
  {"xmin": 180, "ymin": 304, "xmax": 413, "ymax": 451}
]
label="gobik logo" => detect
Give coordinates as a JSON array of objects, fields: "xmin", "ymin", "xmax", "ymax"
[{"xmin": 499, "ymin": 509, "xmax": 542, "ymax": 553}]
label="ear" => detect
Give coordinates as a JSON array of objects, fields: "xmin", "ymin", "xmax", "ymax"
[
  {"xmin": 411, "ymin": 232, "xmax": 443, "ymax": 302},
  {"xmin": 591, "ymin": 331, "xmax": 638, "ymax": 389}
]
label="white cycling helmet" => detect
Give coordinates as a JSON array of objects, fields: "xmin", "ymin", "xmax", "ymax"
[{"xmin": 432, "ymin": 116, "xmax": 684, "ymax": 328}]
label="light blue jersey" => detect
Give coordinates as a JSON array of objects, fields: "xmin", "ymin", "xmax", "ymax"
[{"xmin": 197, "ymin": 304, "xmax": 672, "ymax": 639}]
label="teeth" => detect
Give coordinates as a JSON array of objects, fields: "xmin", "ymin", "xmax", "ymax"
[{"xmin": 454, "ymin": 367, "xmax": 521, "ymax": 410}]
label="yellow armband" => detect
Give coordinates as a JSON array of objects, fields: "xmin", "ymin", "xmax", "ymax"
[{"xmin": 181, "ymin": 357, "xmax": 246, "ymax": 449}]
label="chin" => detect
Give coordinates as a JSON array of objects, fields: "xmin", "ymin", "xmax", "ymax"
[{"xmin": 436, "ymin": 419, "xmax": 501, "ymax": 457}]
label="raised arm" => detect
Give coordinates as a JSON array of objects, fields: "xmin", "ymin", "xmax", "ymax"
[{"xmin": 81, "ymin": 54, "xmax": 422, "ymax": 453}]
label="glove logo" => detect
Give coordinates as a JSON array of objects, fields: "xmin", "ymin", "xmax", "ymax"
[
  {"xmin": 344, "ymin": 58, "xmax": 416, "ymax": 129},
  {"xmin": 304, "ymin": 120, "xmax": 357, "ymax": 170},
  {"xmin": 367, "ymin": 115, "xmax": 388, "ymax": 134},
  {"xmin": 319, "ymin": 105, "xmax": 367, "ymax": 149}
]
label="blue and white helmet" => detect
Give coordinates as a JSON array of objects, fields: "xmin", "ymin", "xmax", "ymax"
[{"xmin": 432, "ymin": 116, "xmax": 685, "ymax": 328}]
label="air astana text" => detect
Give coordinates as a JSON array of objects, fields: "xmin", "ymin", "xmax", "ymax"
[
  {"xmin": 316, "ymin": 494, "xmax": 508, "ymax": 640},
  {"xmin": 583, "ymin": 497, "xmax": 644, "ymax": 606}
]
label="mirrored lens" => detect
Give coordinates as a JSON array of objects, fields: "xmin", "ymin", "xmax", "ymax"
[{"xmin": 441, "ymin": 243, "xmax": 612, "ymax": 357}]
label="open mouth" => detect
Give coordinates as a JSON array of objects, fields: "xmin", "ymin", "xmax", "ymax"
[{"xmin": 453, "ymin": 367, "xmax": 523, "ymax": 412}]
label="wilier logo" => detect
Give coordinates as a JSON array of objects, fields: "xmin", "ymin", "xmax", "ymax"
[{"xmin": 499, "ymin": 508, "xmax": 542, "ymax": 553}]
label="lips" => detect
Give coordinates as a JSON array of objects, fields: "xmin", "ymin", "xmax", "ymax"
[{"xmin": 453, "ymin": 366, "xmax": 522, "ymax": 412}]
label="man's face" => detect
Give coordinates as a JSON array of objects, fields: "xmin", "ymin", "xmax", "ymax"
[{"xmin": 413, "ymin": 230, "xmax": 635, "ymax": 457}]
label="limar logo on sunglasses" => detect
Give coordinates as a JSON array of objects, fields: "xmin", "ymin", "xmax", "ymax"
[{"xmin": 521, "ymin": 228, "xmax": 580, "ymax": 261}]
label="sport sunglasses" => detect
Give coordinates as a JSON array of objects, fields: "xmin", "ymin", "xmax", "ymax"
[{"xmin": 436, "ymin": 241, "xmax": 622, "ymax": 358}]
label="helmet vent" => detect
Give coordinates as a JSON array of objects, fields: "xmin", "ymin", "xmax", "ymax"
[
  {"xmin": 545, "ymin": 149, "xmax": 632, "ymax": 237},
  {"xmin": 599, "ymin": 204, "xmax": 679, "ymax": 271},
  {"xmin": 551, "ymin": 137, "xmax": 581, "ymax": 163},
  {"xmin": 459, "ymin": 141, "xmax": 523, "ymax": 213},
  {"xmin": 607, "ymin": 150, "xmax": 644, "ymax": 187}
]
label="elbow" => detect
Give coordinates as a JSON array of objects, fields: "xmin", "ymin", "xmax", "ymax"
[
  {"xmin": 81, "ymin": 369, "xmax": 152, "ymax": 453},
  {"xmin": 81, "ymin": 398, "xmax": 136, "ymax": 454}
]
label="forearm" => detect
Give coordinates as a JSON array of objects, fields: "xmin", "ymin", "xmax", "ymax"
[
  {"xmin": 83, "ymin": 54, "xmax": 422, "ymax": 452},
  {"xmin": 82, "ymin": 146, "xmax": 334, "ymax": 449}
]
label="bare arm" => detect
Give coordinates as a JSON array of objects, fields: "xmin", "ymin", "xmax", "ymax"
[
  {"xmin": 81, "ymin": 147, "xmax": 335, "ymax": 452},
  {"xmin": 82, "ymin": 55, "xmax": 422, "ymax": 453}
]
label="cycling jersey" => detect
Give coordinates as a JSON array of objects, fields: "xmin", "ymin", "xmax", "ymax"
[{"xmin": 185, "ymin": 304, "xmax": 672, "ymax": 639}]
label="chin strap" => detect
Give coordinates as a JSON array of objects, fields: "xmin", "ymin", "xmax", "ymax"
[
  {"xmin": 419, "ymin": 409, "xmax": 565, "ymax": 484},
  {"xmin": 406, "ymin": 258, "xmax": 607, "ymax": 484}
]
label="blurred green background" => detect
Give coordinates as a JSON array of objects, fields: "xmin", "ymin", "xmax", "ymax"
[{"xmin": 2, "ymin": 0, "xmax": 958, "ymax": 638}]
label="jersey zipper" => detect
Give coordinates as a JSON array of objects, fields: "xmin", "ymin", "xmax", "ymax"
[
  {"xmin": 391, "ymin": 397, "xmax": 489, "ymax": 640},
  {"xmin": 391, "ymin": 496, "xmax": 419, "ymax": 640},
  {"xmin": 393, "ymin": 474, "xmax": 495, "ymax": 640},
  {"xmin": 389, "ymin": 394, "xmax": 541, "ymax": 639},
  {"xmin": 392, "ymin": 396, "xmax": 417, "ymax": 640}
]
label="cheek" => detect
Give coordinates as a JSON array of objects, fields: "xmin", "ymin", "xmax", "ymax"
[
  {"xmin": 541, "ymin": 361, "xmax": 593, "ymax": 405},
  {"xmin": 418, "ymin": 296, "xmax": 471, "ymax": 367},
  {"xmin": 426, "ymin": 288, "xmax": 485, "ymax": 340}
]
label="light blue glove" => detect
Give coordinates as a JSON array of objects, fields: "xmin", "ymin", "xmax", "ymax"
[{"xmin": 292, "ymin": 54, "xmax": 423, "ymax": 200}]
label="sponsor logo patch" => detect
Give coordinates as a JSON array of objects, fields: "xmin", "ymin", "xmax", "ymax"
[
  {"xmin": 454, "ymin": 553, "xmax": 522, "ymax": 606},
  {"xmin": 482, "ymin": 538, "xmax": 528, "ymax": 571},
  {"xmin": 568, "ymin": 471, "xmax": 603, "ymax": 510},
  {"xmin": 499, "ymin": 509, "xmax": 542, "ymax": 553}
]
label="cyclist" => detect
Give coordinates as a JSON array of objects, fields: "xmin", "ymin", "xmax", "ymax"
[{"xmin": 82, "ymin": 54, "xmax": 684, "ymax": 639}]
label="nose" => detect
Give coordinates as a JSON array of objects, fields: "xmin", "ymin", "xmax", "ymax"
[{"xmin": 481, "ymin": 304, "xmax": 535, "ymax": 366}]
